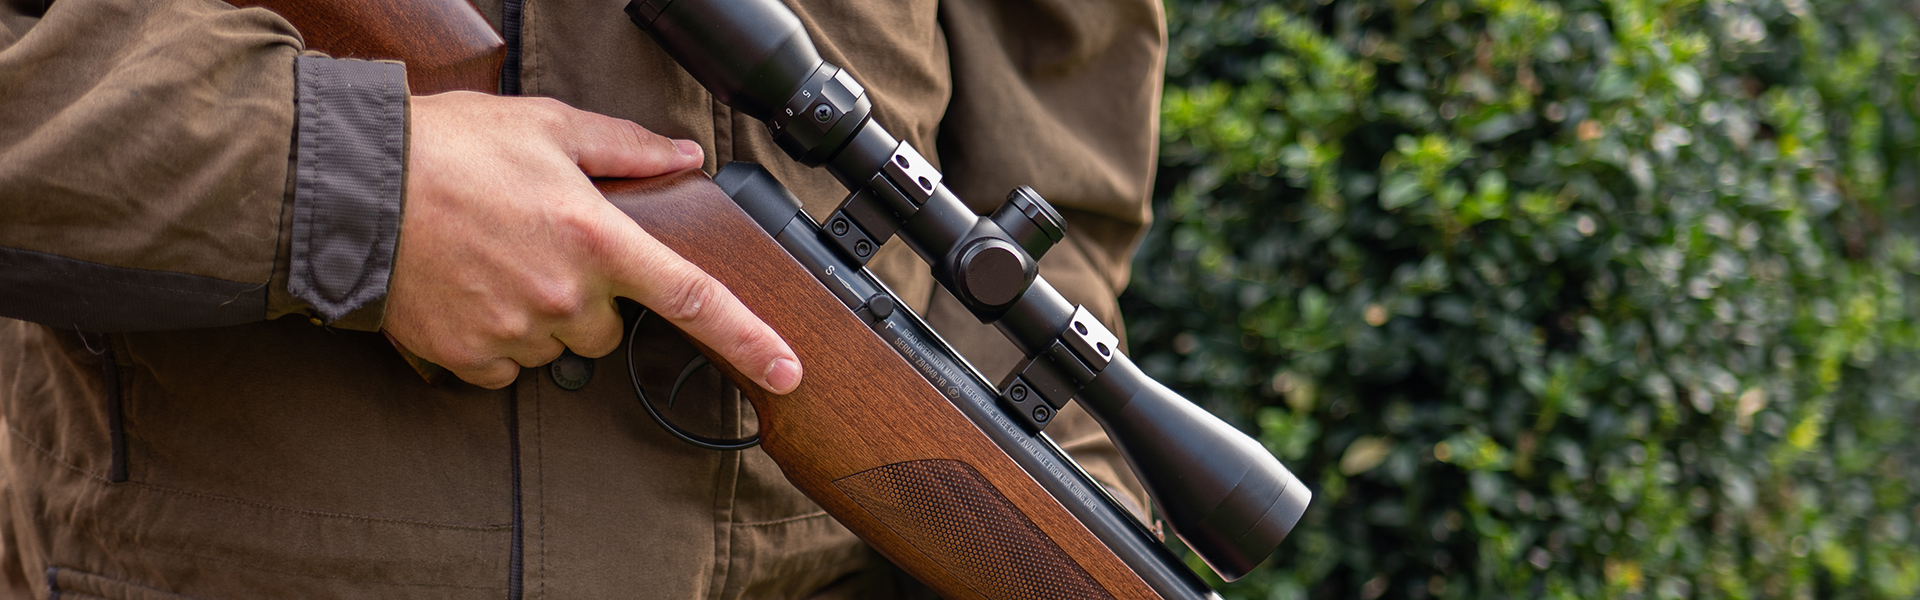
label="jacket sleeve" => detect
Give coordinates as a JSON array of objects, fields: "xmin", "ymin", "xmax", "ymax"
[
  {"xmin": 0, "ymin": 0, "xmax": 408, "ymax": 332},
  {"xmin": 938, "ymin": 0, "xmax": 1167, "ymax": 519}
]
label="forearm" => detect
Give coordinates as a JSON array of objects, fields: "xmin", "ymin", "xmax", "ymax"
[{"xmin": 0, "ymin": 0, "xmax": 407, "ymax": 332}]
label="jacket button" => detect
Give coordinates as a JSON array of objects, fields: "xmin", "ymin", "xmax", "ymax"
[{"xmin": 549, "ymin": 350, "xmax": 594, "ymax": 390}]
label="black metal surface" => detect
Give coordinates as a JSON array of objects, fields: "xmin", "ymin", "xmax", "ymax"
[
  {"xmin": 714, "ymin": 162, "xmax": 802, "ymax": 235},
  {"xmin": 625, "ymin": 308, "xmax": 761, "ymax": 451},
  {"xmin": 718, "ymin": 163, "xmax": 1215, "ymax": 600},
  {"xmin": 623, "ymin": 0, "xmax": 820, "ymax": 120},
  {"xmin": 1080, "ymin": 354, "xmax": 1311, "ymax": 581},
  {"xmin": 991, "ymin": 186, "xmax": 1065, "ymax": 262},
  {"xmin": 641, "ymin": 0, "xmax": 1312, "ymax": 584}
]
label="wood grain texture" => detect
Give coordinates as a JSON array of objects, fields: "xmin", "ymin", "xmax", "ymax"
[
  {"xmin": 229, "ymin": 0, "xmax": 504, "ymax": 94},
  {"xmin": 226, "ymin": 2, "xmax": 1152, "ymax": 592},
  {"xmin": 599, "ymin": 172, "xmax": 1162, "ymax": 599}
]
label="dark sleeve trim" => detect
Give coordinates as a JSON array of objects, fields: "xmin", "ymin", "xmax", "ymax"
[
  {"xmin": 289, "ymin": 56, "xmax": 408, "ymax": 322},
  {"xmin": 0, "ymin": 245, "xmax": 262, "ymax": 332}
]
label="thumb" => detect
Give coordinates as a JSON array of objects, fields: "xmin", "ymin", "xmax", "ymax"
[{"xmin": 561, "ymin": 109, "xmax": 704, "ymax": 178}]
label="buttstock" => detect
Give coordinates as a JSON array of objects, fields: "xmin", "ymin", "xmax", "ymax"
[
  {"xmin": 599, "ymin": 171, "xmax": 1161, "ymax": 599},
  {"xmin": 227, "ymin": 0, "xmax": 504, "ymax": 94}
]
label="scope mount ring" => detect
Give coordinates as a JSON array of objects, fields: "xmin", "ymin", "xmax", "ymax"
[{"xmin": 625, "ymin": 309, "xmax": 761, "ymax": 451}]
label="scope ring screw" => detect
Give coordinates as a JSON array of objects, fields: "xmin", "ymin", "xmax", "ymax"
[
  {"xmin": 1031, "ymin": 405, "xmax": 1052, "ymax": 423},
  {"xmin": 831, "ymin": 218, "xmax": 850, "ymax": 235},
  {"xmin": 1010, "ymin": 384, "xmax": 1029, "ymax": 403},
  {"xmin": 895, "ymin": 155, "xmax": 909, "ymax": 168},
  {"xmin": 813, "ymin": 104, "xmax": 833, "ymax": 122},
  {"xmin": 855, "ymin": 240, "xmax": 872, "ymax": 257}
]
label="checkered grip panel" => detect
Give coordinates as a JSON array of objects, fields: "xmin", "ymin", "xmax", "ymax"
[{"xmin": 834, "ymin": 459, "xmax": 1113, "ymax": 599}]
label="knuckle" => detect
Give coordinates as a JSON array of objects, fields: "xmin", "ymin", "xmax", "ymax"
[
  {"xmin": 446, "ymin": 354, "xmax": 514, "ymax": 389},
  {"xmin": 515, "ymin": 342, "xmax": 565, "ymax": 368},
  {"xmin": 442, "ymin": 351, "xmax": 489, "ymax": 374},
  {"xmin": 530, "ymin": 280, "xmax": 587, "ymax": 317},
  {"xmin": 523, "ymin": 97, "xmax": 573, "ymax": 134},
  {"xmin": 656, "ymin": 270, "xmax": 718, "ymax": 323},
  {"xmin": 468, "ymin": 367, "xmax": 518, "ymax": 390},
  {"xmin": 483, "ymin": 314, "xmax": 536, "ymax": 344},
  {"xmin": 562, "ymin": 211, "xmax": 621, "ymax": 263},
  {"xmin": 570, "ymin": 329, "xmax": 622, "ymax": 359},
  {"xmin": 618, "ymin": 121, "xmax": 665, "ymax": 153},
  {"xmin": 721, "ymin": 328, "xmax": 772, "ymax": 368},
  {"xmin": 561, "ymin": 302, "xmax": 624, "ymax": 359}
]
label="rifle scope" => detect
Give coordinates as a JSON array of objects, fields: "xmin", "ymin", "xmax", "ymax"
[{"xmin": 628, "ymin": 0, "xmax": 1310, "ymax": 582}]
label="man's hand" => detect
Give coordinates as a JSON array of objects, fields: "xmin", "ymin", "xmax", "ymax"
[{"xmin": 383, "ymin": 91, "xmax": 803, "ymax": 393}]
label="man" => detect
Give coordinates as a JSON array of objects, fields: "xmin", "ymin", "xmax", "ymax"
[{"xmin": 0, "ymin": 0, "xmax": 1166, "ymax": 597}]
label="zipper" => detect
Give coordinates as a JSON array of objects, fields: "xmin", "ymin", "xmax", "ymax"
[
  {"xmin": 501, "ymin": 0, "xmax": 525, "ymax": 95},
  {"xmin": 76, "ymin": 331, "xmax": 127, "ymax": 483}
]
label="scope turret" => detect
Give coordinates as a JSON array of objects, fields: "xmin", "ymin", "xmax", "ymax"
[{"xmin": 630, "ymin": 0, "xmax": 1309, "ymax": 582}]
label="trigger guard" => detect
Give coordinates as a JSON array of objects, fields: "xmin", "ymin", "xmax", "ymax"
[
  {"xmin": 667, "ymin": 354, "xmax": 710, "ymax": 410},
  {"xmin": 626, "ymin": 309, "xmax": 761, "ymax": 451}
]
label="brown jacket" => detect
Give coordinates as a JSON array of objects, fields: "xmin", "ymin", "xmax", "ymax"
[{"xmin": 0, "ymin": 0, "xmax": 1166, "ymax": 597}]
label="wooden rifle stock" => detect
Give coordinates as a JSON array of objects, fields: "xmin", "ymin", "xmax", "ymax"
[
  {"xmin": 229, "ymin": 0, "xmax": 504, "ymax": 95},
  {"xmin": 603, "ymin": 173, "xmax": 1160, "ymax": 598},
  {"xmin": 235, "ymin": 1, "xmax": 1182, "ymax": 597}
]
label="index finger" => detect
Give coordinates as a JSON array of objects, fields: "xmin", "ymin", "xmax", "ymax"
[
  {"xmin": 559, "ymin": 107, "xmax": 704, "ymax": 179},
  {"xmin": 601, "ymin": 218, "xmax": 802, "ymax": 395}
]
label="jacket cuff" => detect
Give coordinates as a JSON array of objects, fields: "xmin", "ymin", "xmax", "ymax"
[{"xmin": 283, "ymin": 55, "xmax": 409, "ymax": 330}]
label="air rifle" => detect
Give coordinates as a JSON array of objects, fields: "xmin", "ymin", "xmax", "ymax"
[{"xmin": 230, "ymin": 0, "xmax": 1310, "ymax": 596}]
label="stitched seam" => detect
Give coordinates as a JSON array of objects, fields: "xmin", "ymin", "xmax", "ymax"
[
  {"xmin": 50, "ymin": 566, "xmax": 212, "ymax": 600},
  {"xmin": 507, "ymin": 384, "xmax": 524, "ymax": 600},
  {"xmin": 56, "ymin": 541, "xmax": 505, "ymax": 591},
  {"xmin": 122, "ymin": 482, "xmax": 514, "ymax": 531},
  {"xmin": 536, "ymin": 374, "xmax": 548, "ymax": 600},
  {"xmin": 7, "ymin": 423, "xmax": 111, "ymax": 483},
  {"xmin": 10, "ymin": 422, "xmax": 511, "ymax": 531},
  {"xmin": 288, "ymin": 57, "xmax": 402, "ymax": 318},
  {"xmin": 706, "ymin": 389, "xmax": 738, "ymax": 600},
  {"xmin": 12, "ymin": 418, "xmax": 505, "ymax": 593},
  {"xmin": 291, "ymin": 56, "xmax": 321, "ymax": 303},
  {"xmin": 292, "ymin": 99, "xmax": 325, "ymax": 305},
  {"xmin": 734, "ymin": 511, "xmax": 831, "ymax": 527}
]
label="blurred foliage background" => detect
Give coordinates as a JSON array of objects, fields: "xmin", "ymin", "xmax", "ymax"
[{"xmin": 1121, "ymin": 0, "xmax": 1920, "ymax": 597}]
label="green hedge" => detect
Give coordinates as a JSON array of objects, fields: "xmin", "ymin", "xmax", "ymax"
[{"xmin": 1123, "ymin": 0, "xmax": 1920, "ymax": 597}]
